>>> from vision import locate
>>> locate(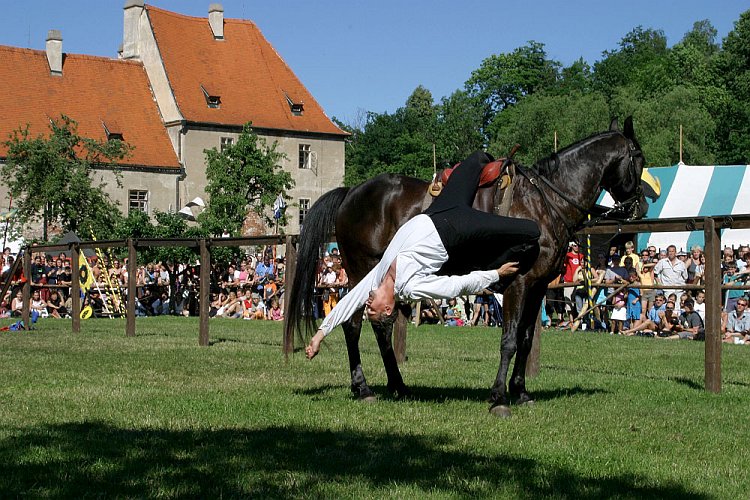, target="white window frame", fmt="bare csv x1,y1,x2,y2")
298,198,311,227
299,144,312,169
128,189,149,215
